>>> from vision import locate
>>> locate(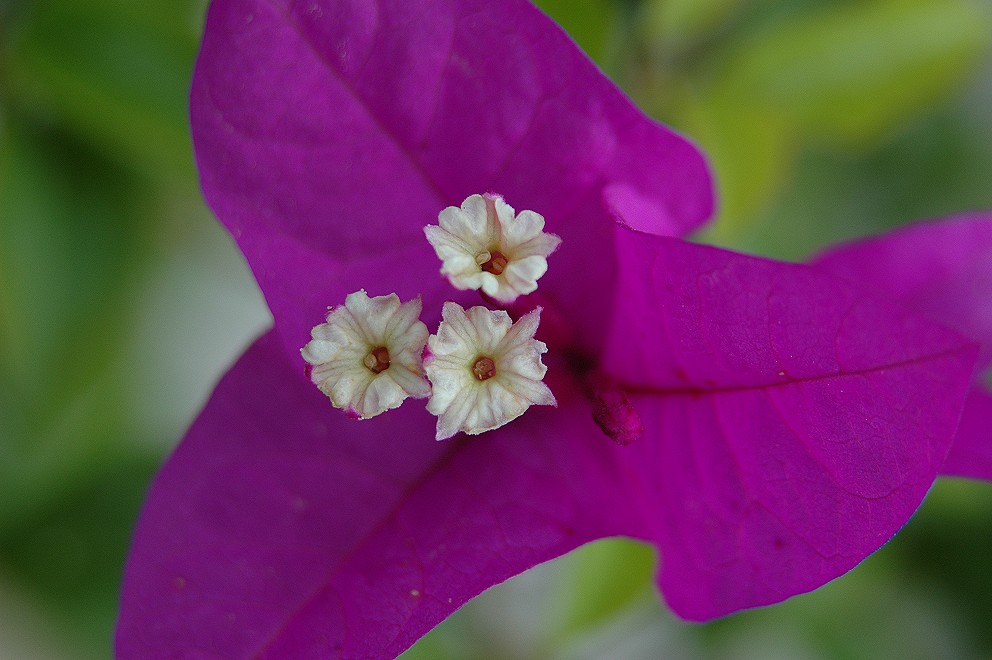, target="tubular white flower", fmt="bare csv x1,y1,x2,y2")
301,290,431,419
424,194,561,303
425,302,556,440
